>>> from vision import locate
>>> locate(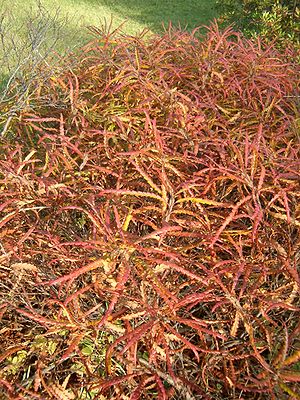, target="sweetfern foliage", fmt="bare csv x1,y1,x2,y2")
0,23,299,399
